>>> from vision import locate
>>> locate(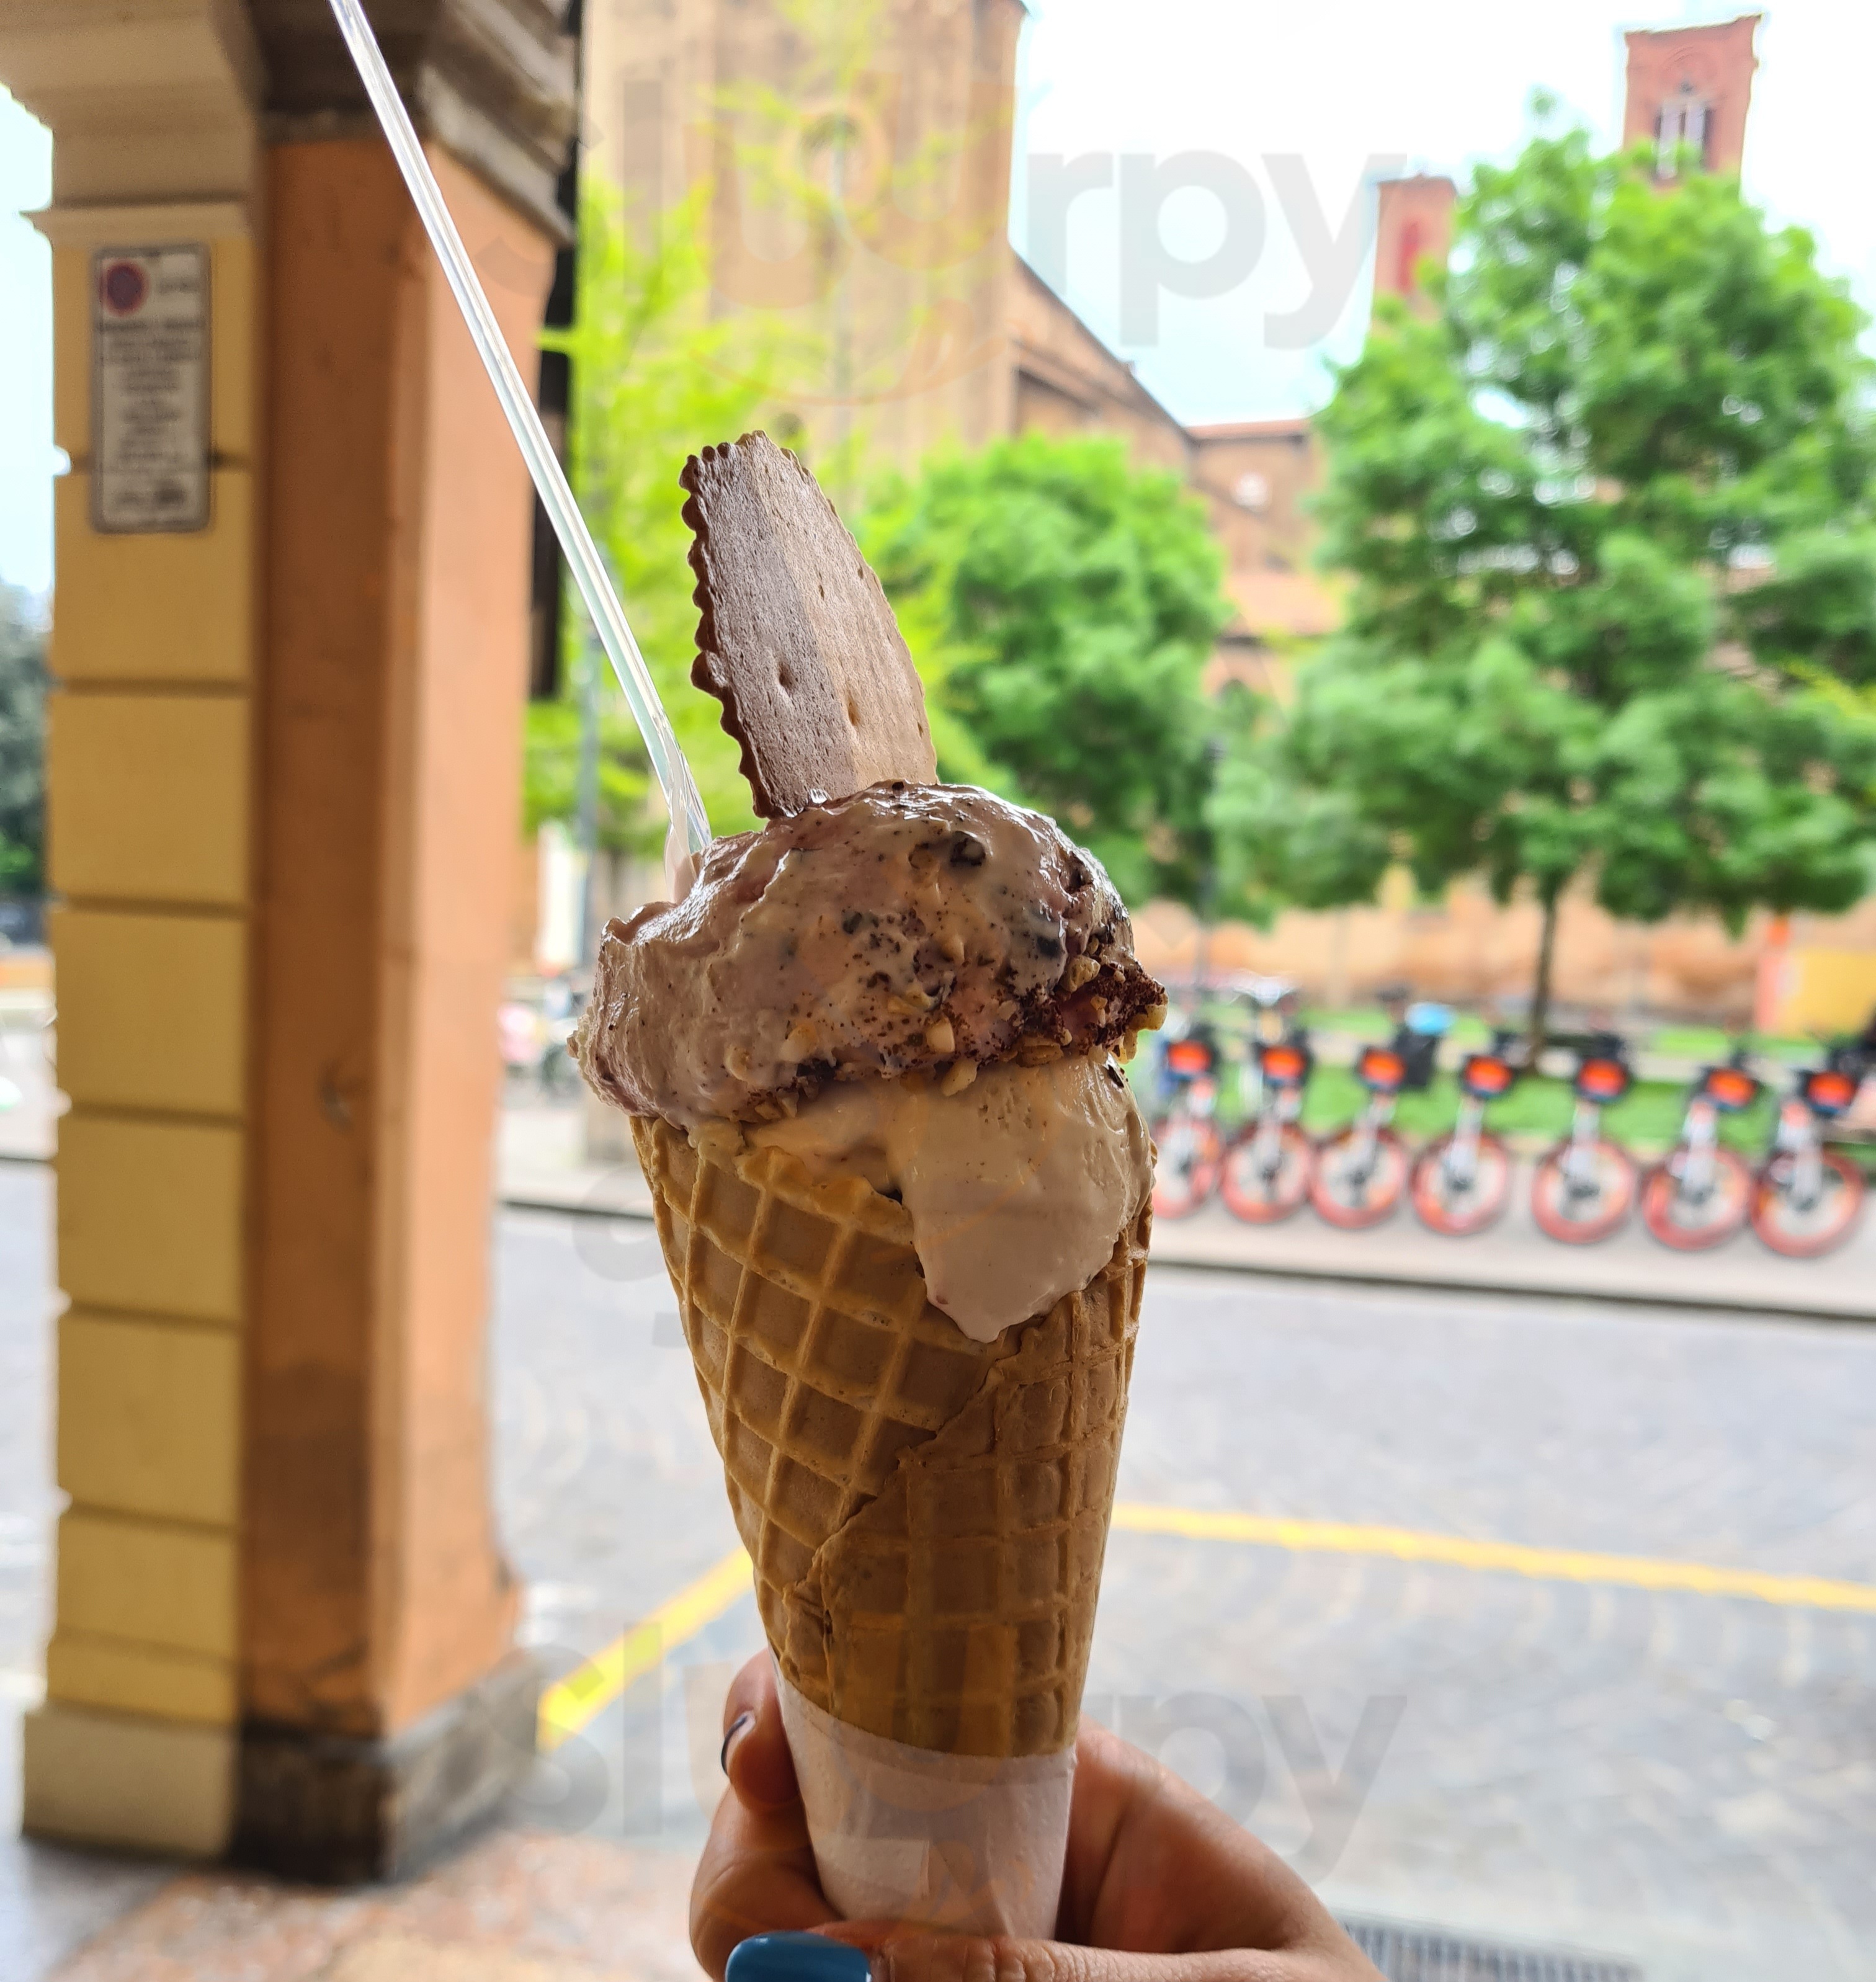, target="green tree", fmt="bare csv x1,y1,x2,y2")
862,433,1231,904
519,688,651,855
1216,117,1876,1044
0,586,46,895
528,188,807,849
